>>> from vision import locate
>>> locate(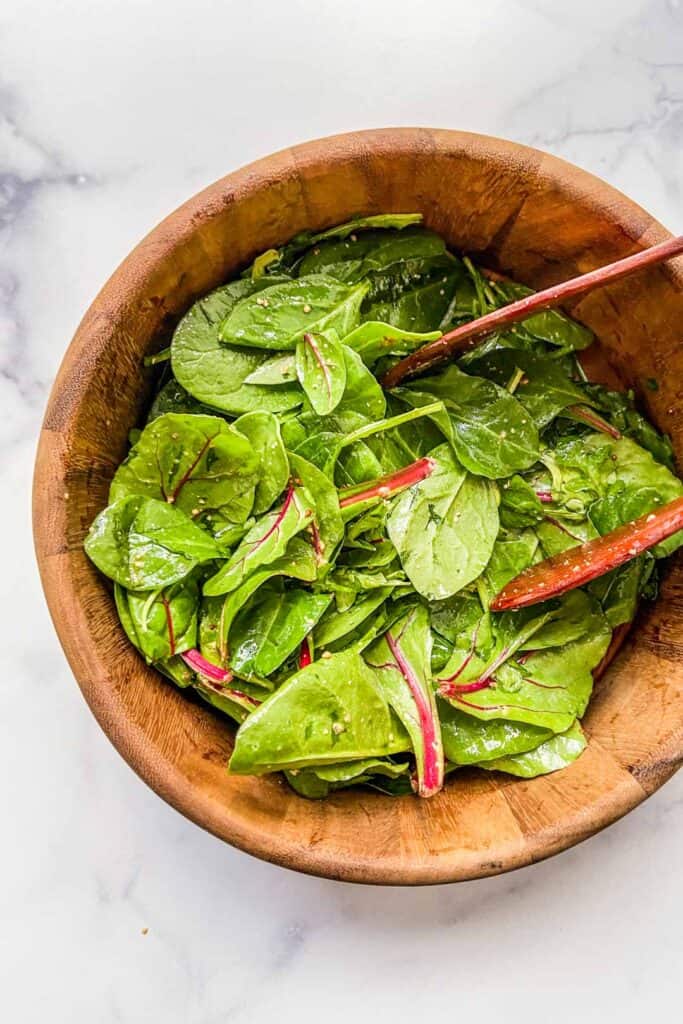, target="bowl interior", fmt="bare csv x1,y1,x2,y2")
34,129,683,883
